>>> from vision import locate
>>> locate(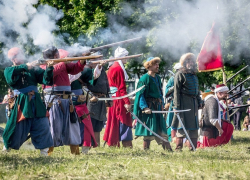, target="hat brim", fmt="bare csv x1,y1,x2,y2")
143,57,161,69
